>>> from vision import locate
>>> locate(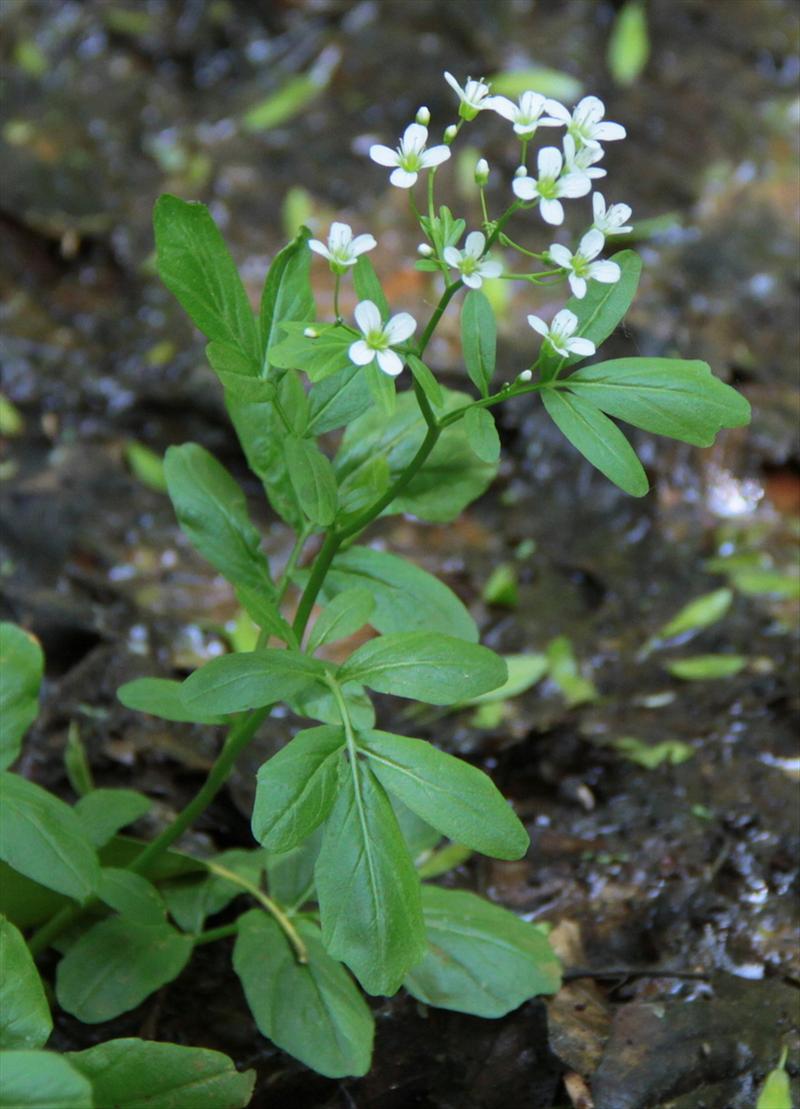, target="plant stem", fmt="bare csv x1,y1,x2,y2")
205,860,308,963
192,922,239,946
